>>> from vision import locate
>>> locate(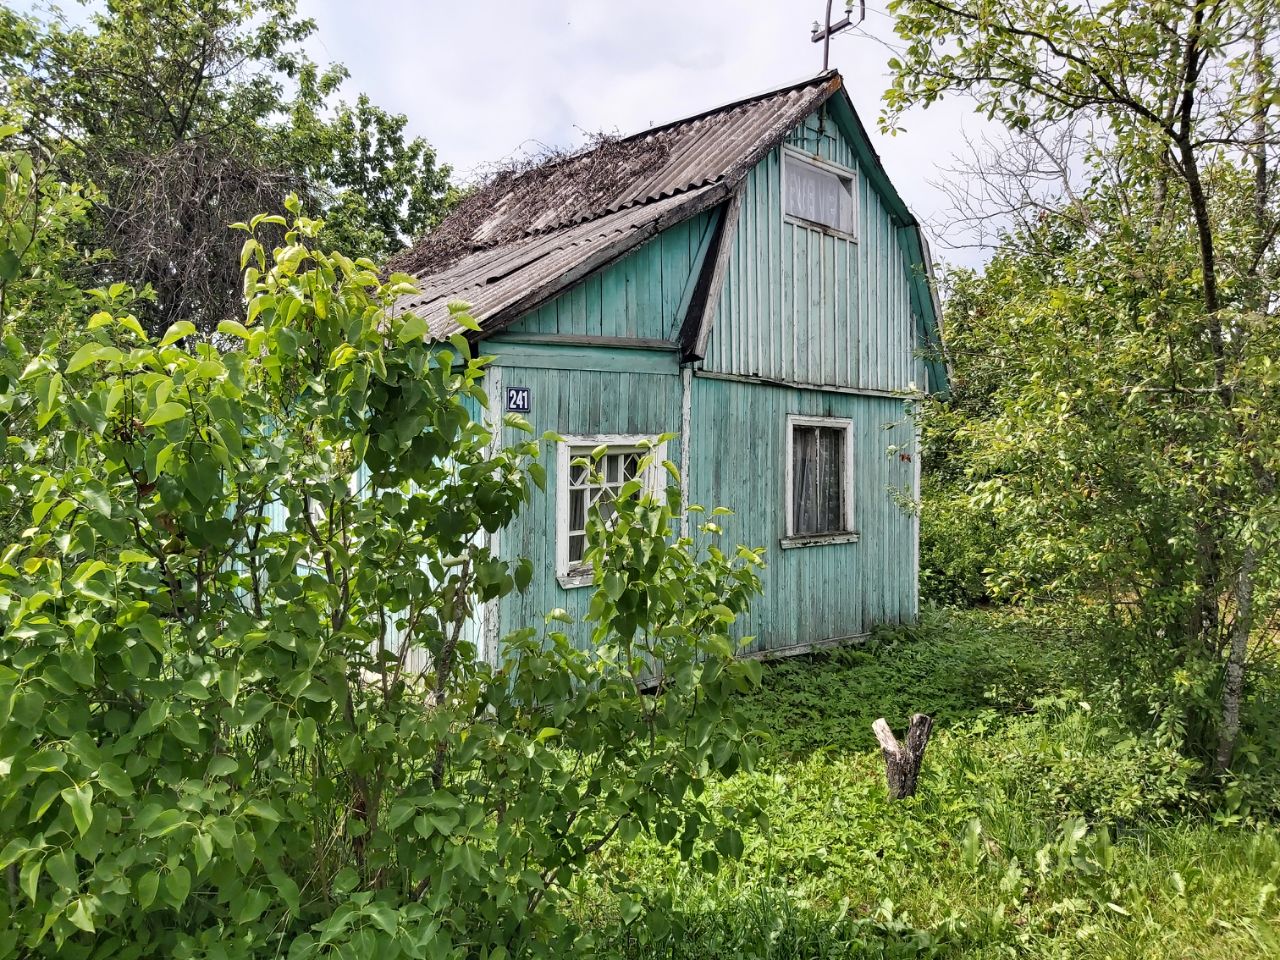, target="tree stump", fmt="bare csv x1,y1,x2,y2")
872,713,933,799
